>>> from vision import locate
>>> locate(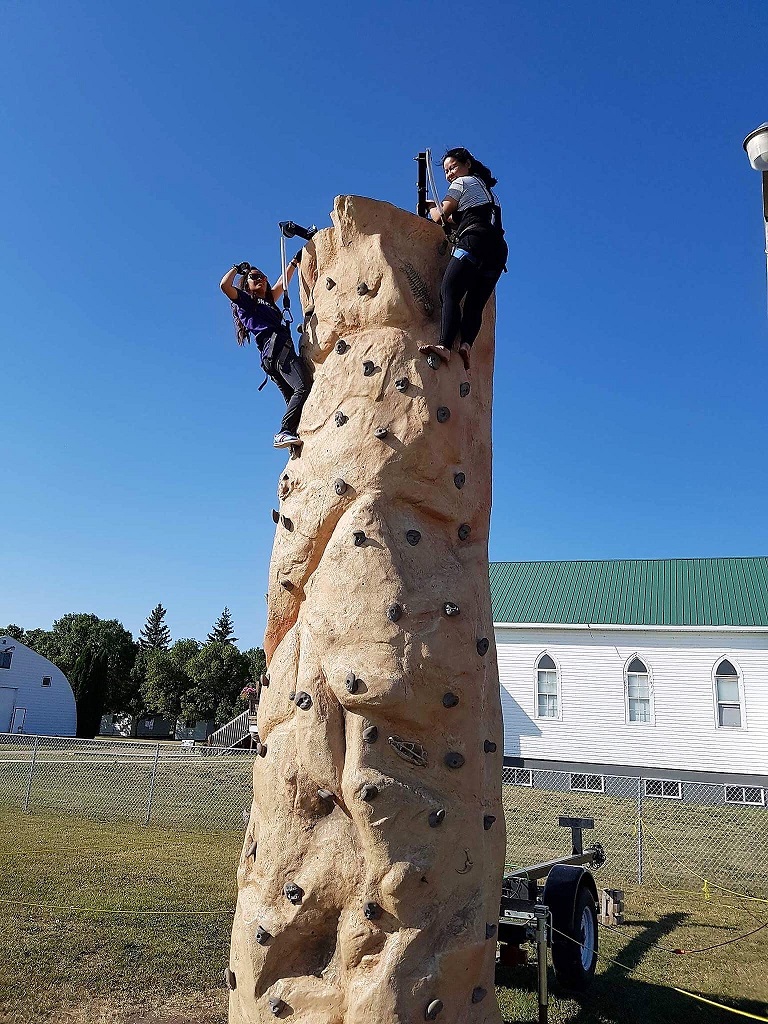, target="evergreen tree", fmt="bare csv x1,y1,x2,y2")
139,603,171,650
1,624,26,642
207,607,238,644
